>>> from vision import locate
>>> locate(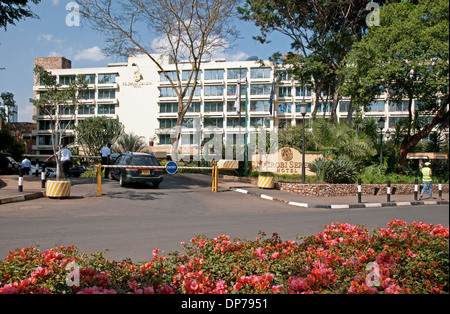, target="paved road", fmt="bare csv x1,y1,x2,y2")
0,175,448,262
